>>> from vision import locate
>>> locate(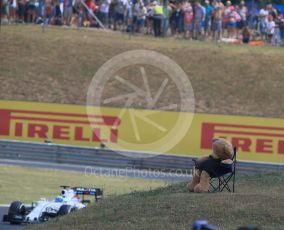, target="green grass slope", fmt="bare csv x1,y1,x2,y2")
29,172,284,230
